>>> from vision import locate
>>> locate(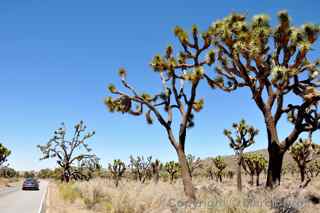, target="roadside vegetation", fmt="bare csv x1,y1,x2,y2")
1,9,320,213
40,10,320,212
